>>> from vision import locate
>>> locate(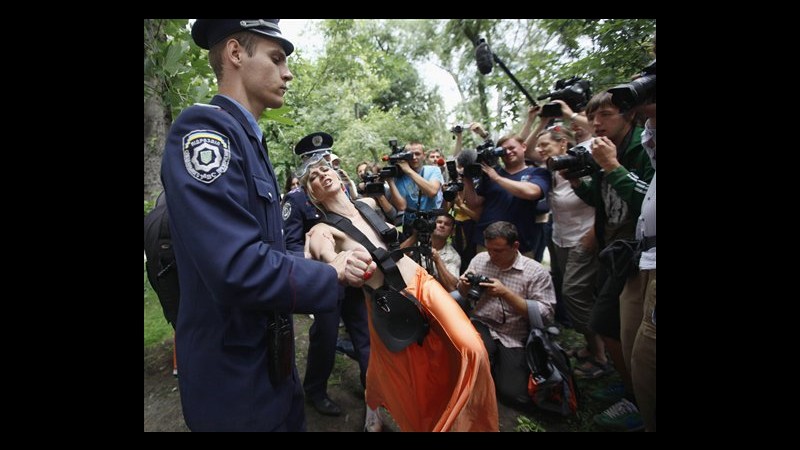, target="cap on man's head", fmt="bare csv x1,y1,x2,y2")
294,132,333,158
191,19,294,55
